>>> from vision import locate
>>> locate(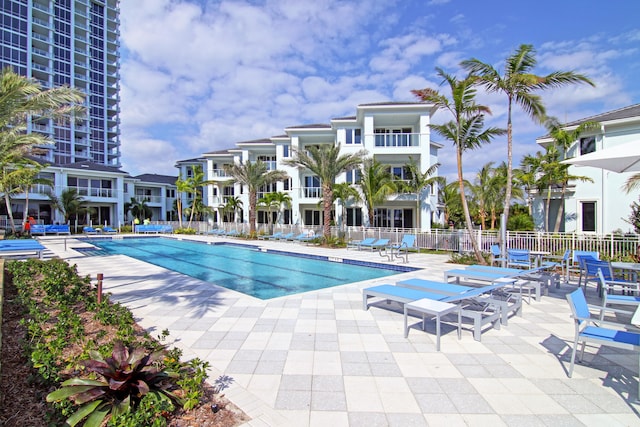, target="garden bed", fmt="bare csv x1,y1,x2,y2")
0,258,249,426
